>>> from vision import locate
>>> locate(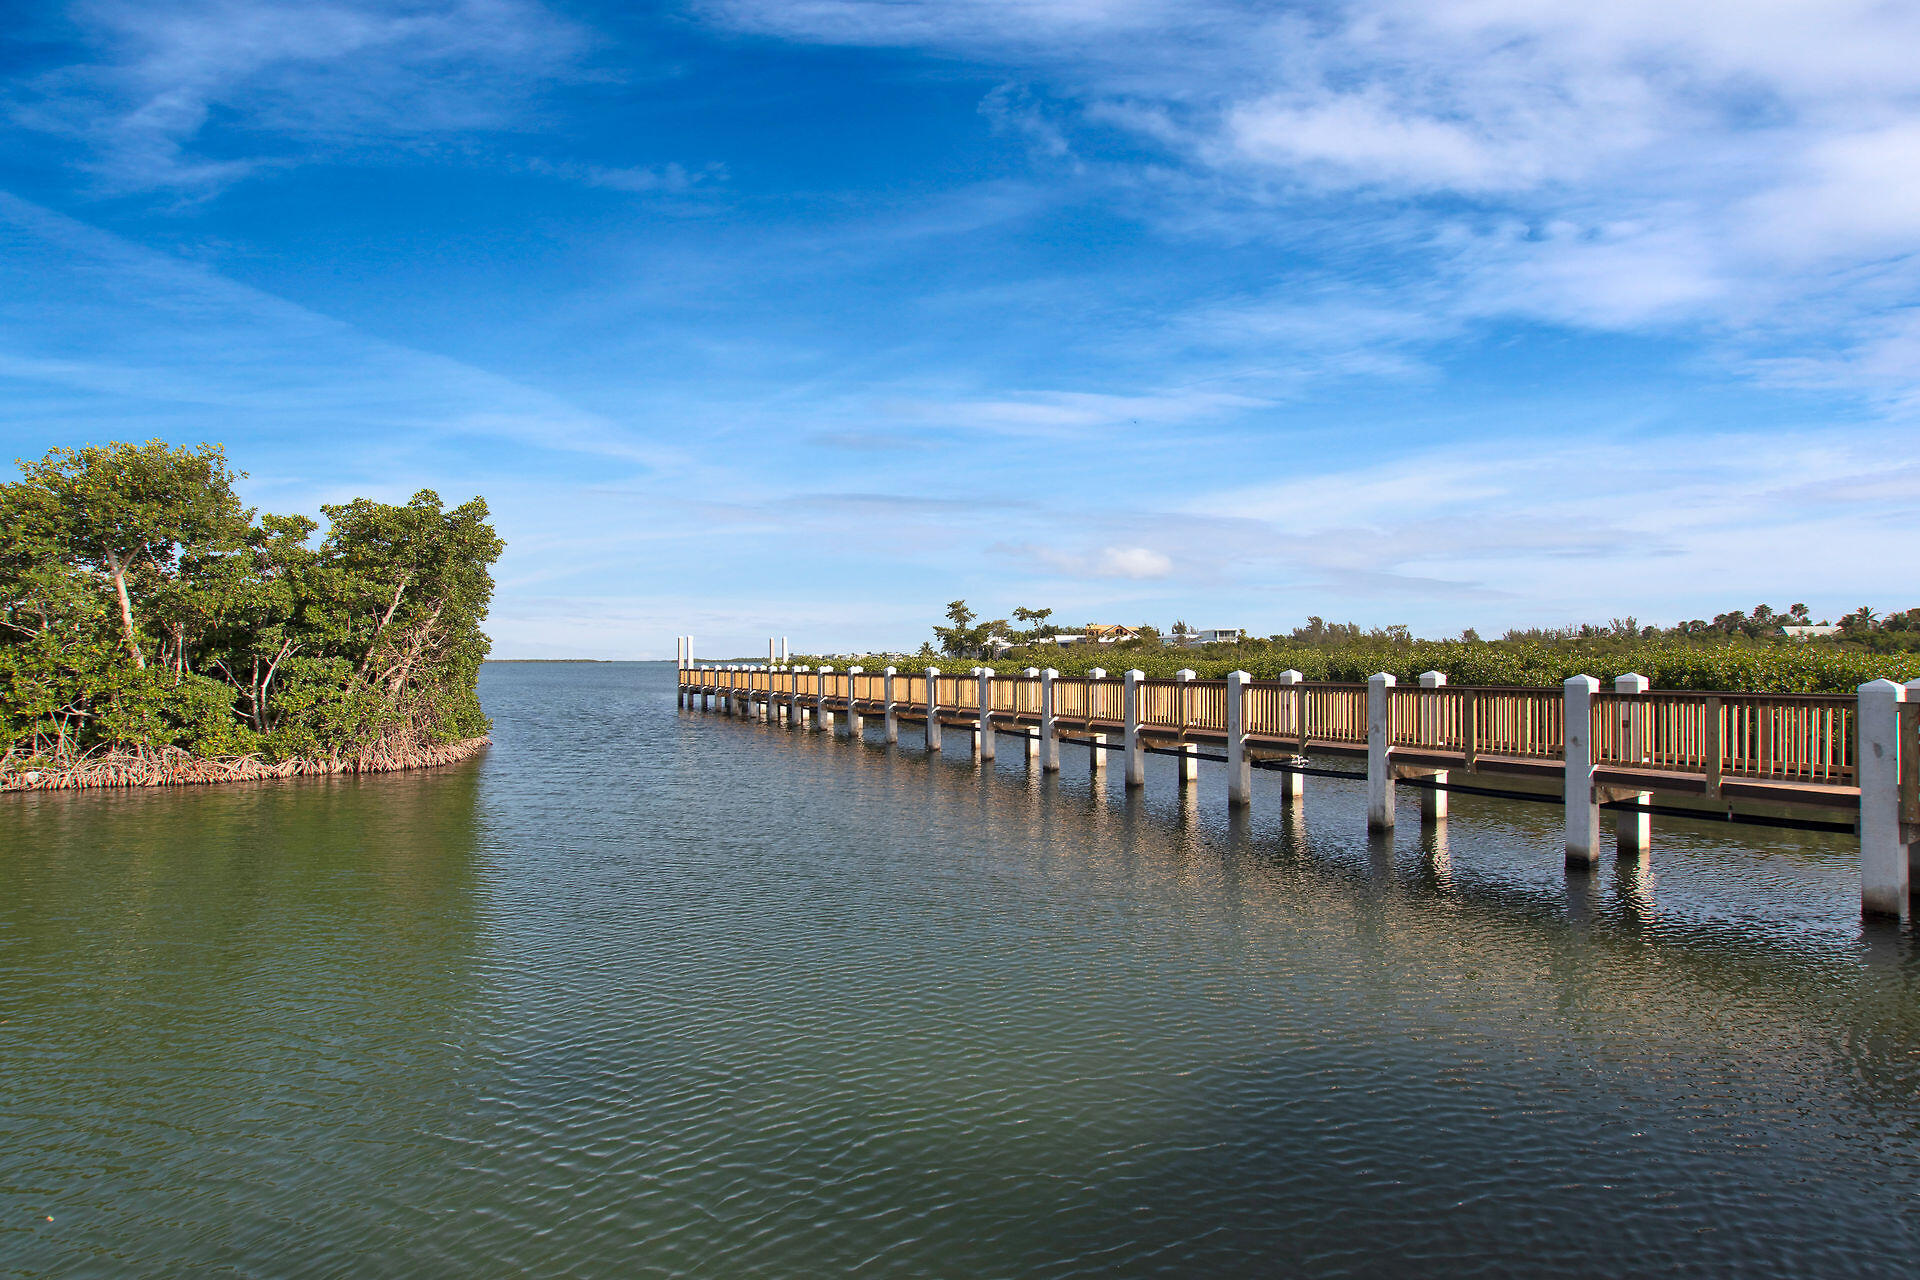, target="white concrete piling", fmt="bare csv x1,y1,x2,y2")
1175,669,1199,783
1563,675,1600,865
1859,678,1907,917
1226,670,1251,808
1040,668,1060,772
1123,669,1145,788
884,667,899,743
843,666,863,737
1087,668,1107,774
1277,669,1305,803
816,665,833,732
1614,673,1652,856
1909,678,1920,888
1366,672,1395,832
975,668,995,760
1419,670,1448,822
1023,669,1041,765
925,666,941,752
